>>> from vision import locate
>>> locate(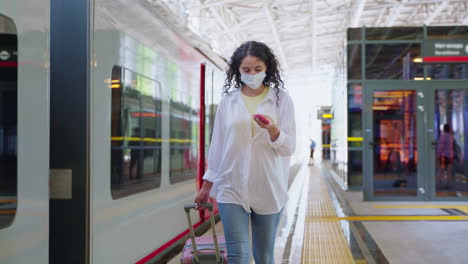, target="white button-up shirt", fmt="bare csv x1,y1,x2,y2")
203,87,296,214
